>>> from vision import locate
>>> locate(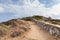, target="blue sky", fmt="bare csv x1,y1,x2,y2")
0,0,60,22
